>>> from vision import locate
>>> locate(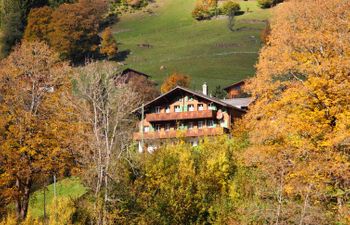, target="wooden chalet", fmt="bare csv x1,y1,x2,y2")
133,84,246,152
223,80,246,98
115,68,151,84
